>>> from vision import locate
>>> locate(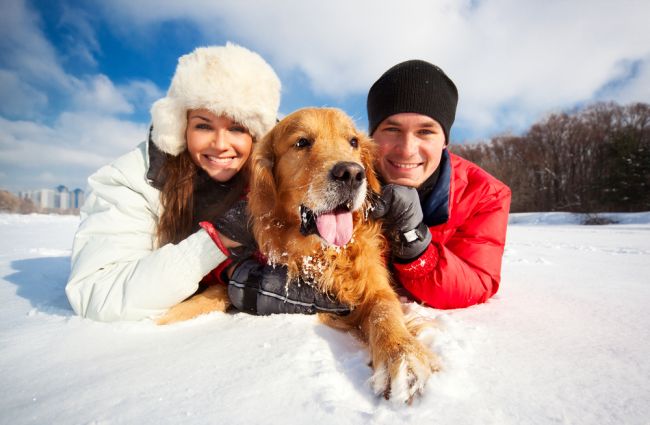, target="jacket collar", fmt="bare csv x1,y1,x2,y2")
146,126,169,190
